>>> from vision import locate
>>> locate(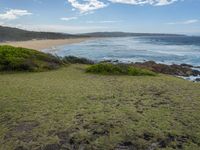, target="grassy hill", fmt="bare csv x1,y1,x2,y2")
0,64,200,150
0,45,62,71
